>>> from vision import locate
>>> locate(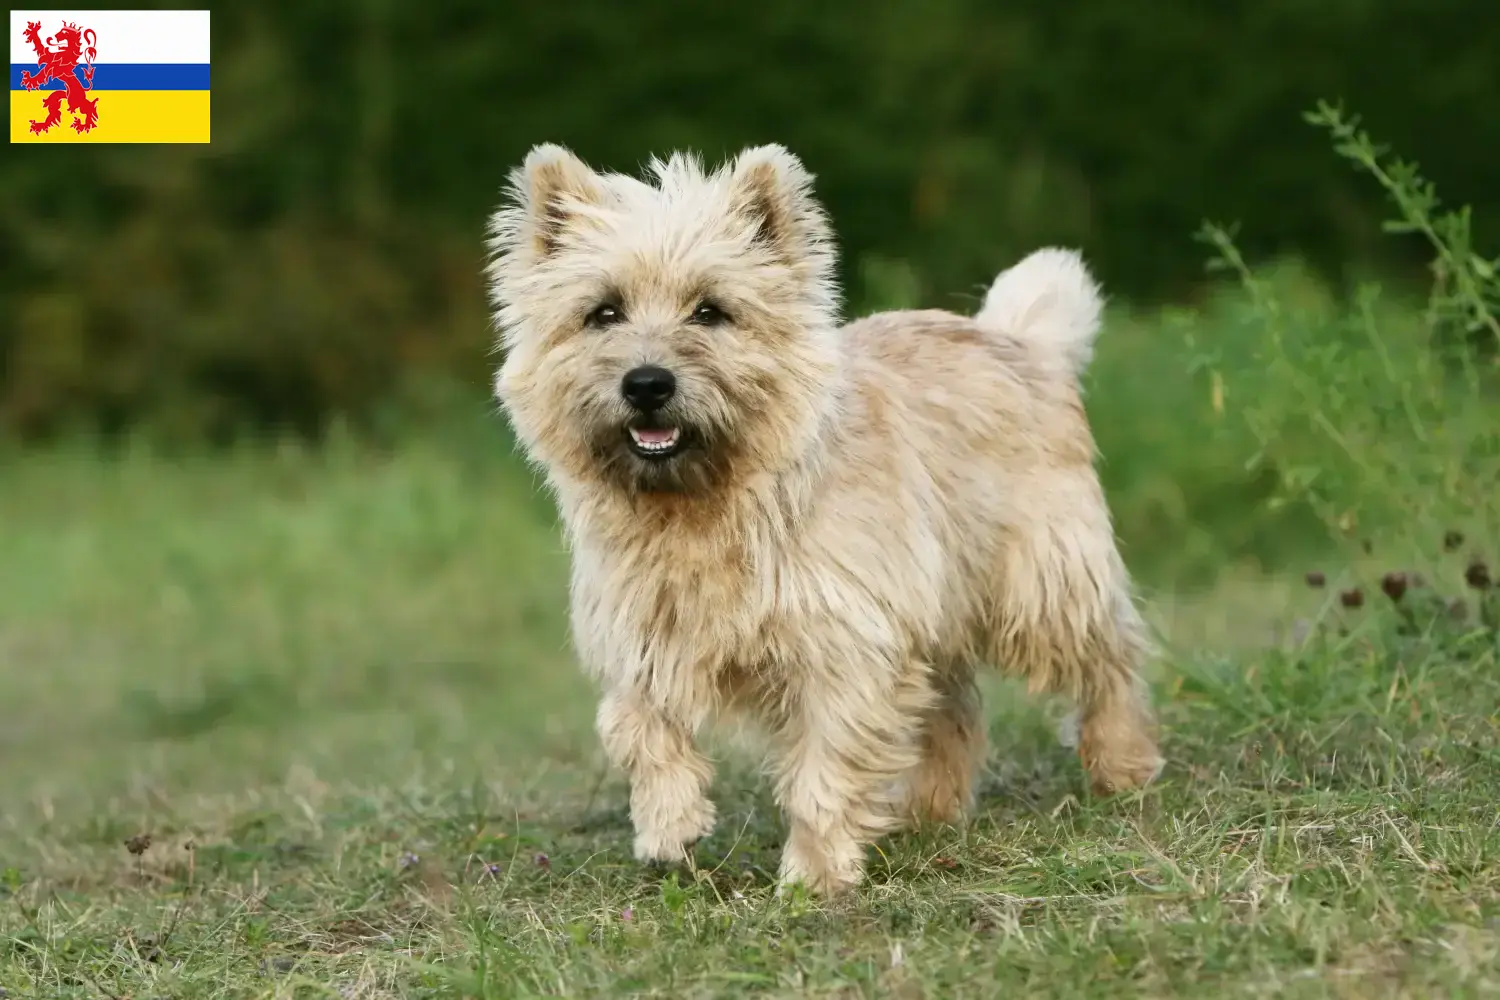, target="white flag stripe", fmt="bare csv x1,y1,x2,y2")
10,10,209,65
